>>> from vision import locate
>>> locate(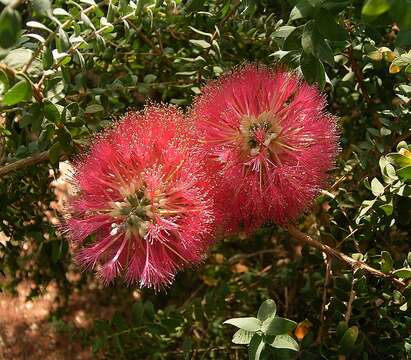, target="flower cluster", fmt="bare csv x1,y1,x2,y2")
191,65,339,230
63,106,215,290
62,65,339,289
